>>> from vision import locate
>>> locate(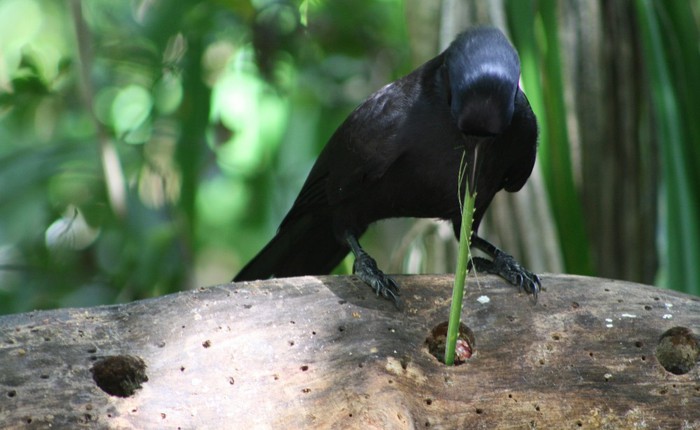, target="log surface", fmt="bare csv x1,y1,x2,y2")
1,274,699,429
